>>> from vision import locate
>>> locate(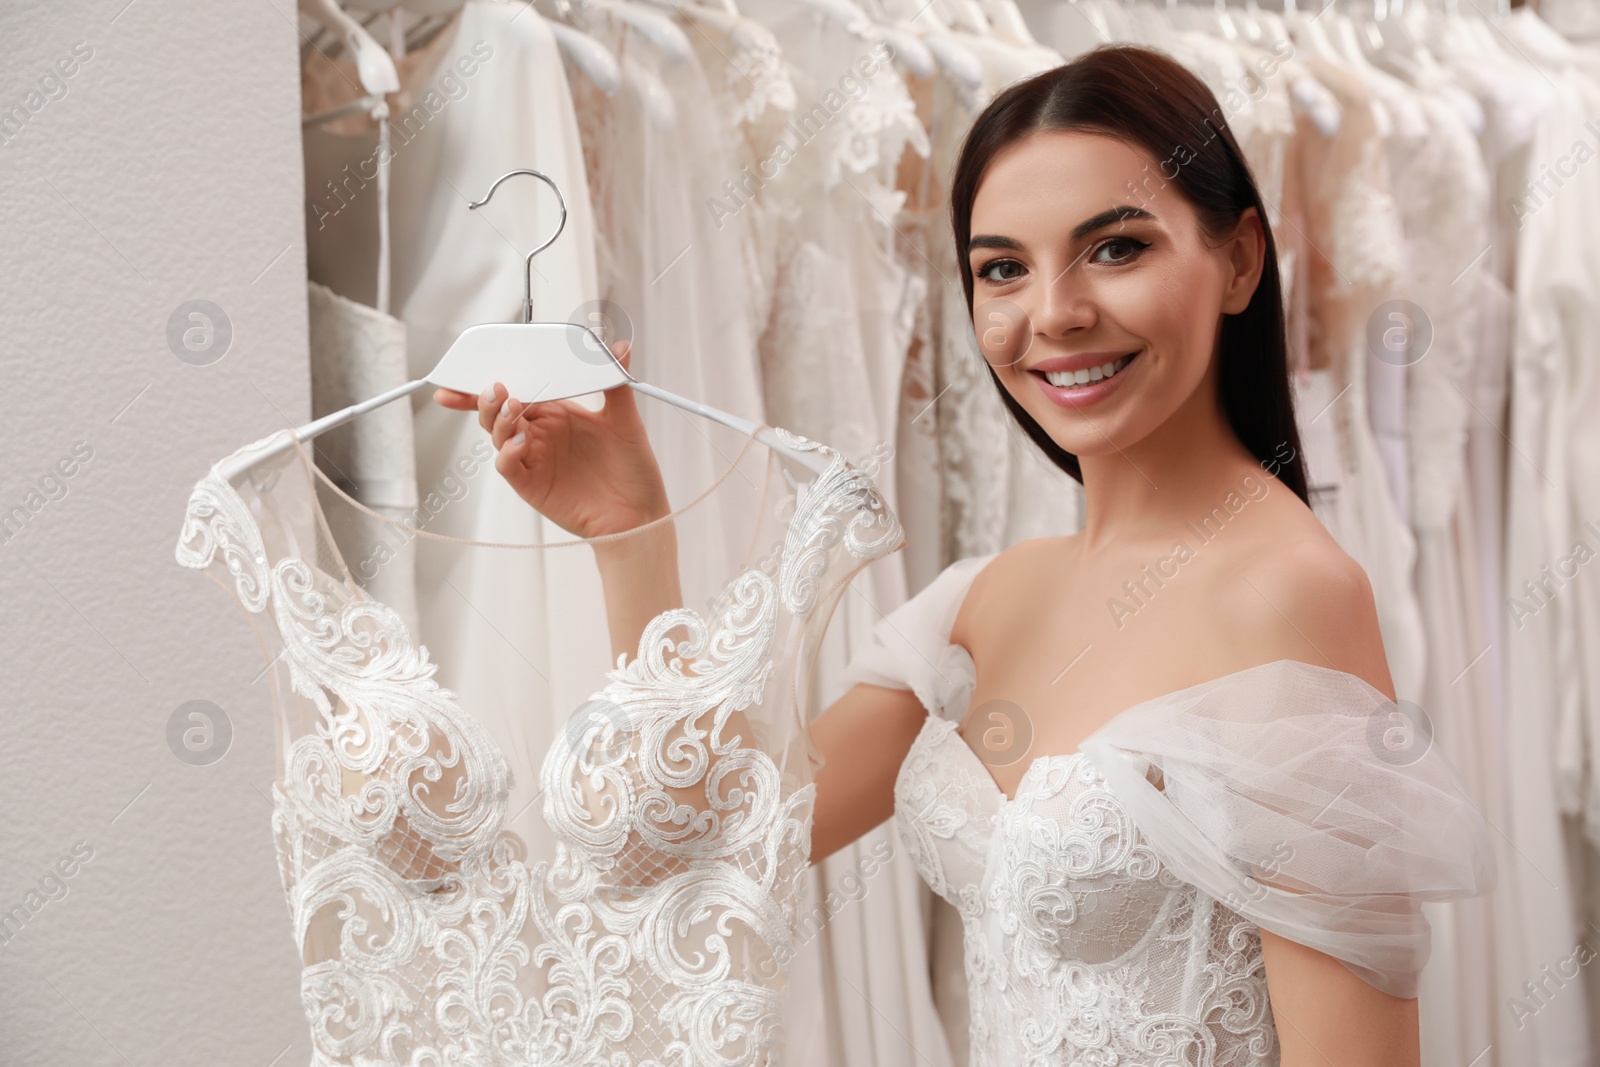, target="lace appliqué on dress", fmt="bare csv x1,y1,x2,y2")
176,429,903,1066
893,717,1276,1066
